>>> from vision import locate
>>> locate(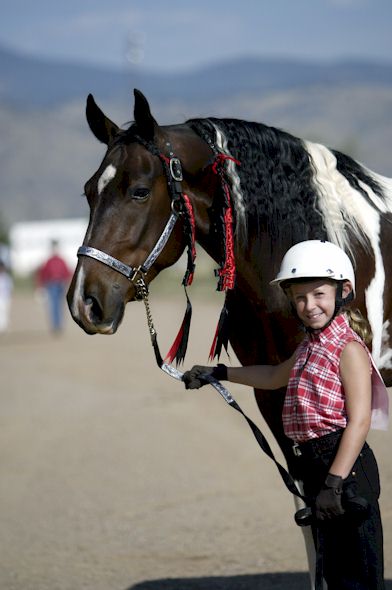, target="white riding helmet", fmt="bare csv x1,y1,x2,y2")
270,240,356,295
